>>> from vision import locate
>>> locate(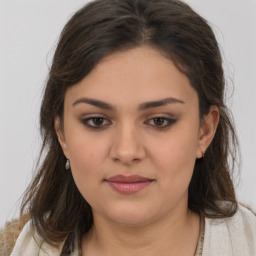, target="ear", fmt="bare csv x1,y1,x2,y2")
54,116,70,159
196,105,219,158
